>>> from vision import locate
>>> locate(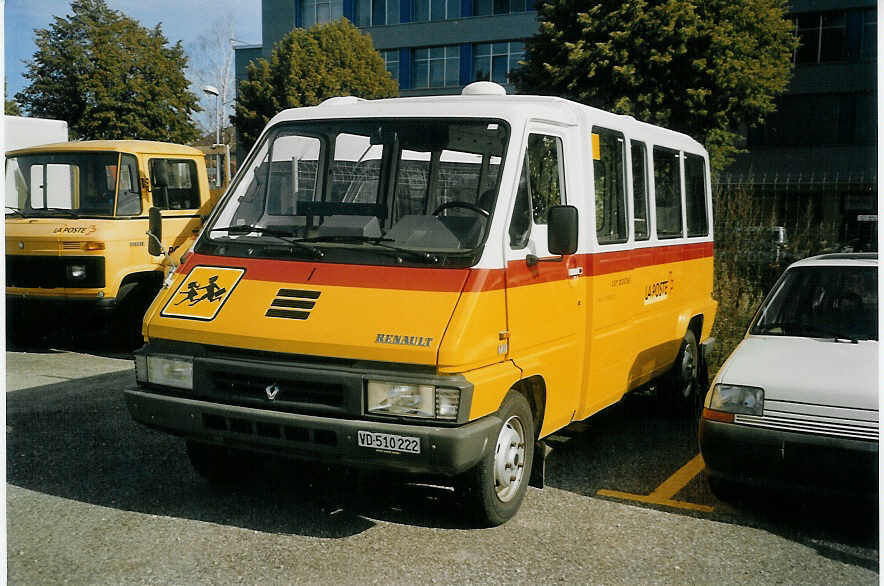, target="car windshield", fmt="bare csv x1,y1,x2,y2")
204,118,509,267
5,152,137,217
751,265,878,341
